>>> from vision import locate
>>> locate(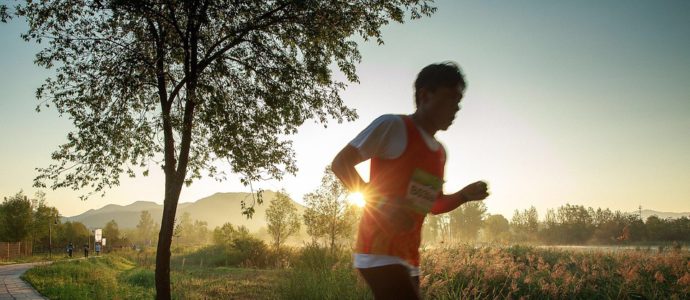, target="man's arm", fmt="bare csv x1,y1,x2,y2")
430,181,490,215
331,144,368,192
